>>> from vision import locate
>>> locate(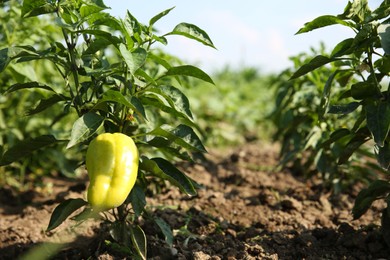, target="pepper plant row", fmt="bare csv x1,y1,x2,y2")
272,0,390,246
